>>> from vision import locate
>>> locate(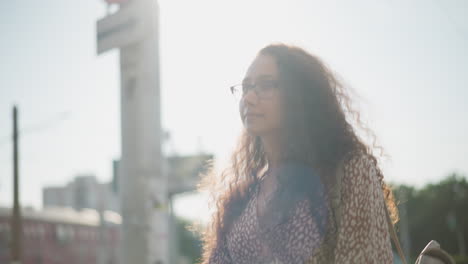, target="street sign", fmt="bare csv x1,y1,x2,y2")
167,154,213,196
105,0,130,4
97,0,146,54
